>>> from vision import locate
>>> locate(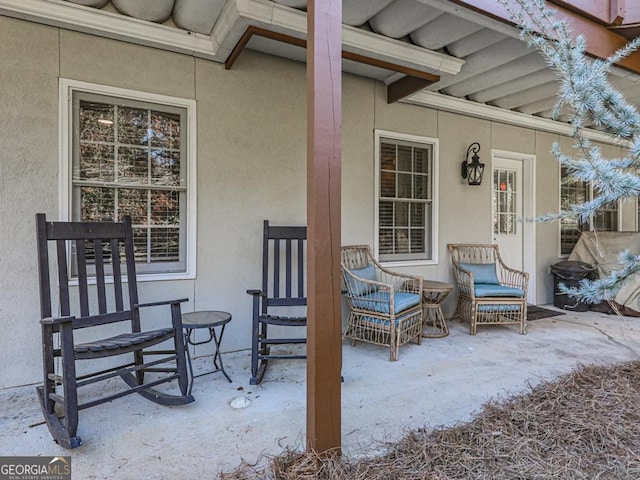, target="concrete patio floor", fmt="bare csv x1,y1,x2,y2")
2,306,640,479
